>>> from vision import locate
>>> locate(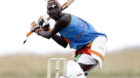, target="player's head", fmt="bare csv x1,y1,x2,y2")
47,0,62,20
